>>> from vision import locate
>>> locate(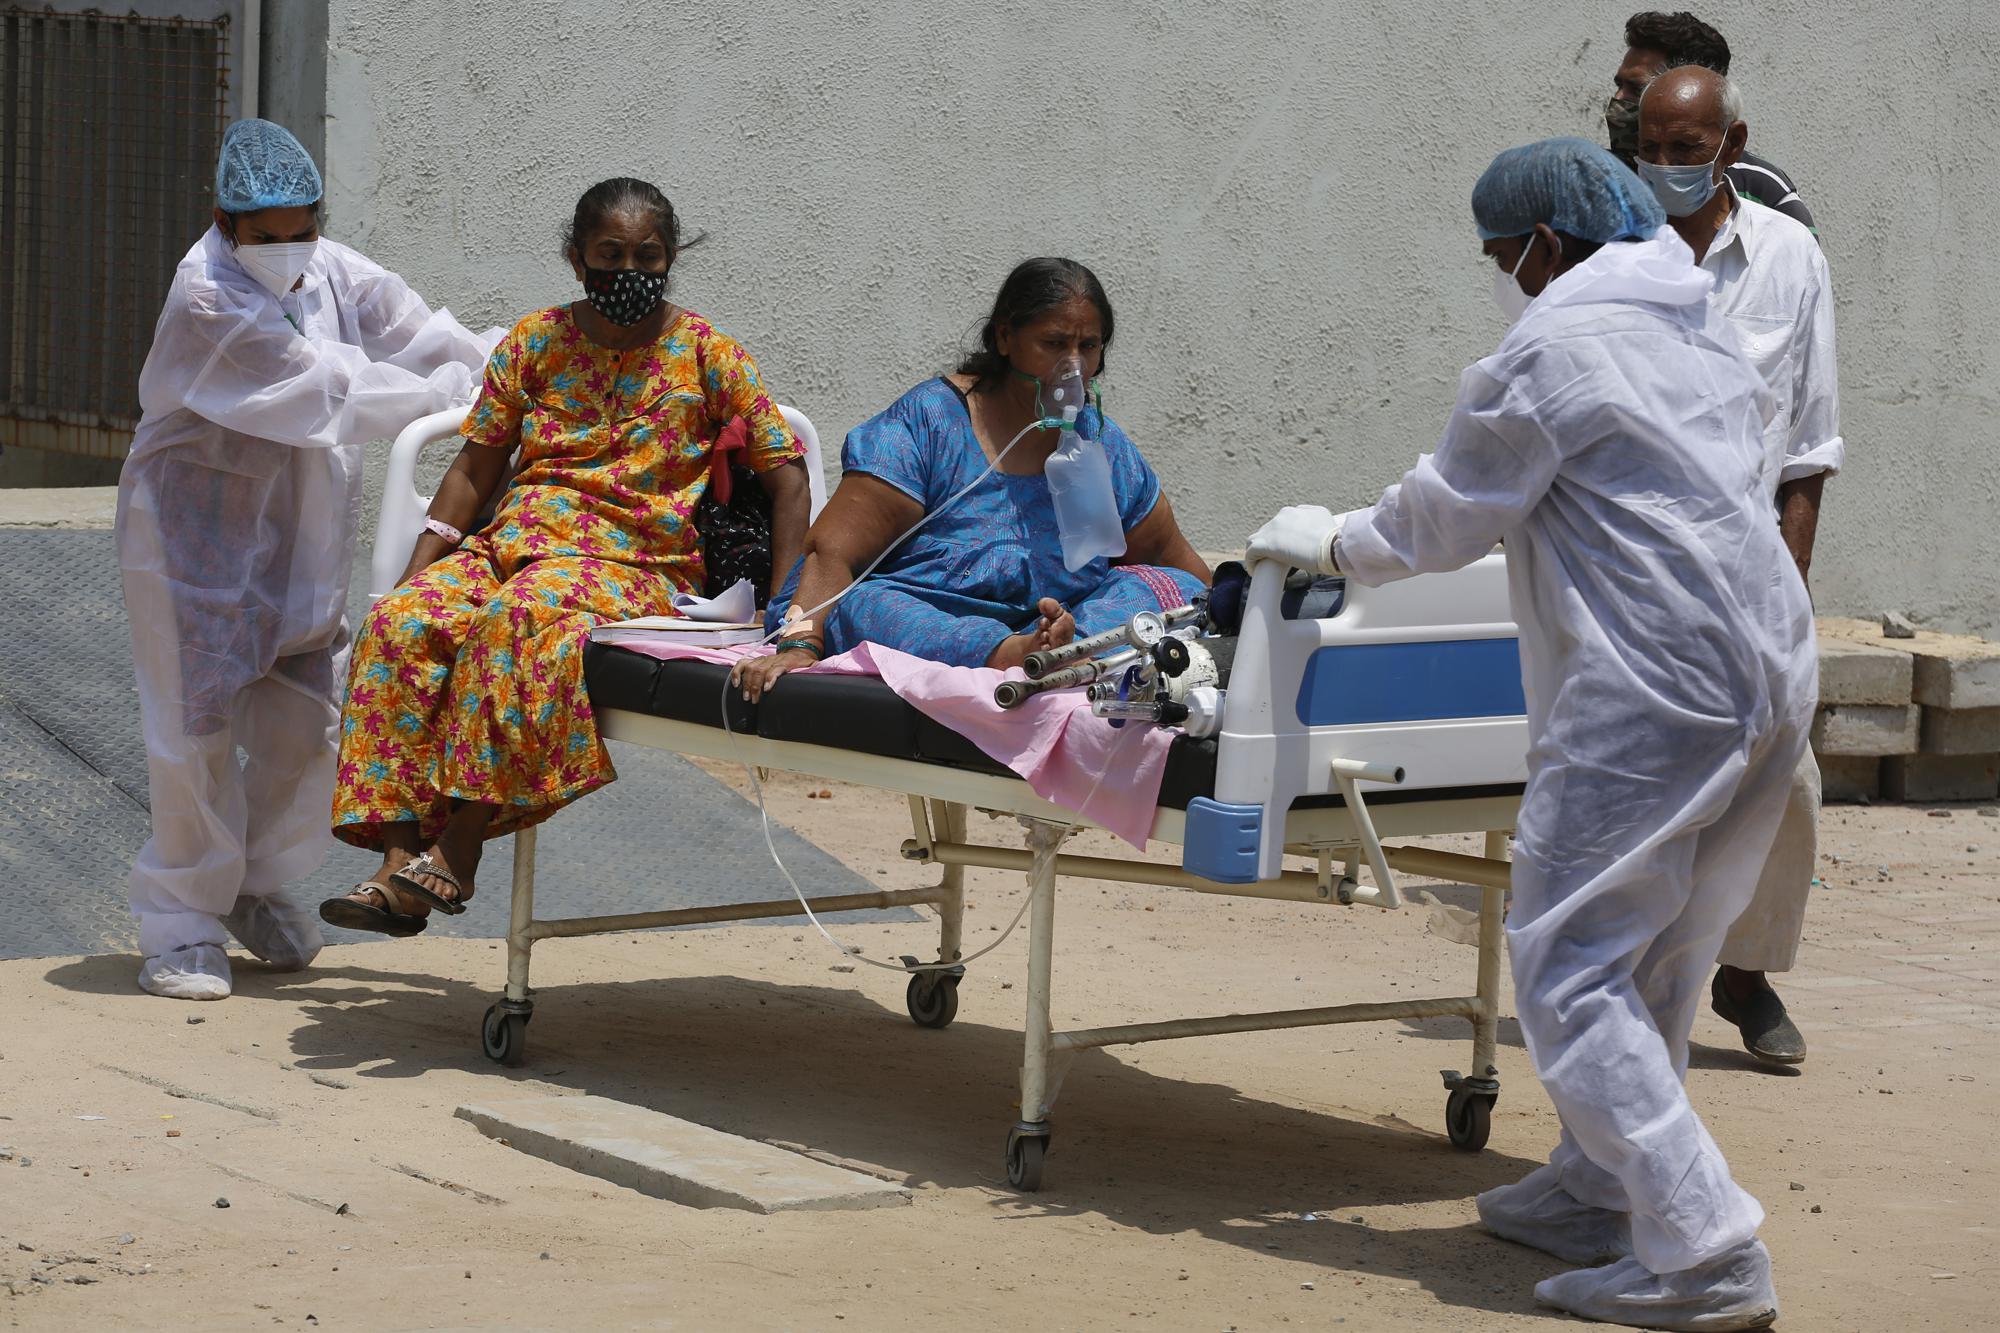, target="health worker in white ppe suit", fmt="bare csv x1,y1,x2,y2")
118,119,495,1000
1247,138,1814,1331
